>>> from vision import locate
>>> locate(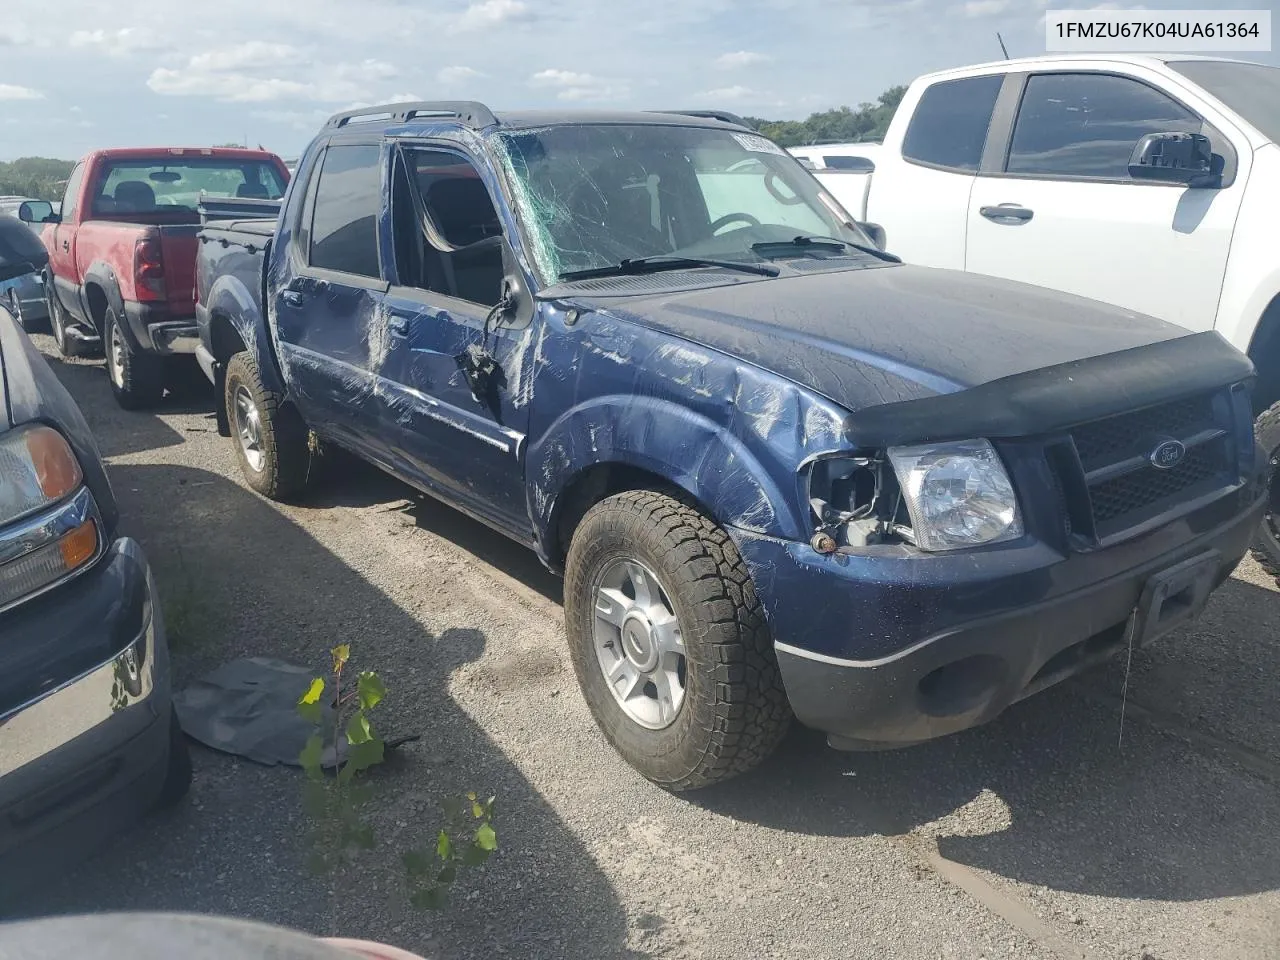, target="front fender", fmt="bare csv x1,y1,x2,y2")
530,394,804,552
